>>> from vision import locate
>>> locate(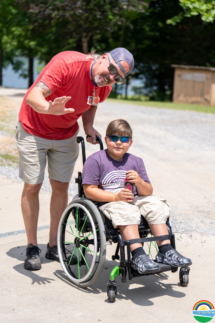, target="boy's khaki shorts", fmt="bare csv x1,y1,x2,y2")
15,121,79,184
99,195,171,228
